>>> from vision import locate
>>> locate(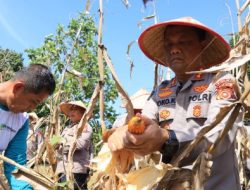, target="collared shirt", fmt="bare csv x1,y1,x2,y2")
56,123,92,174
142,72,242,190
0,104,33,189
